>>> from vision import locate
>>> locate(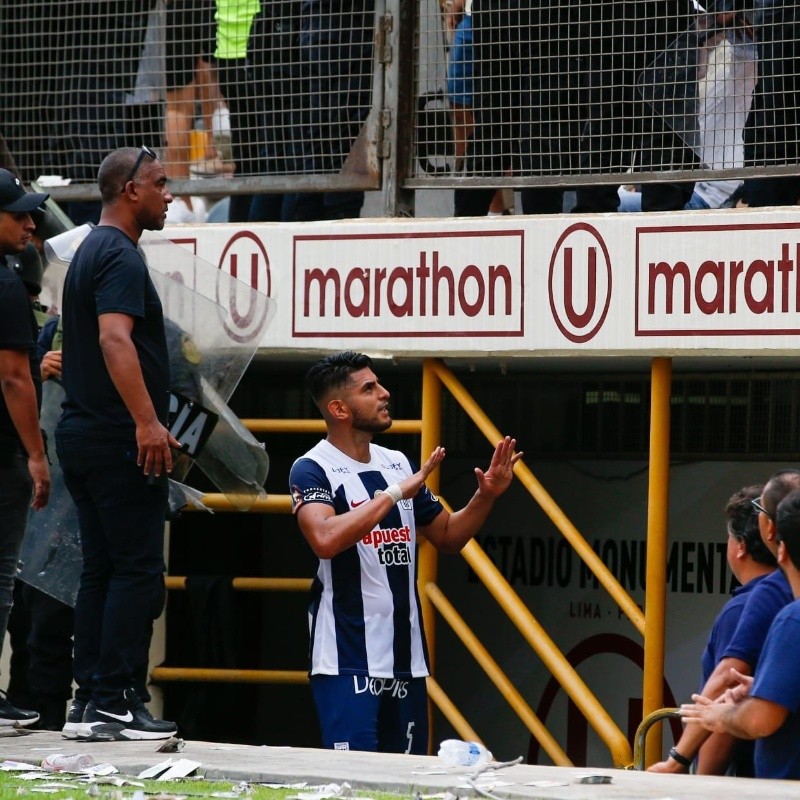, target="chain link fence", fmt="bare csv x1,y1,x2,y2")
0,1,798,210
